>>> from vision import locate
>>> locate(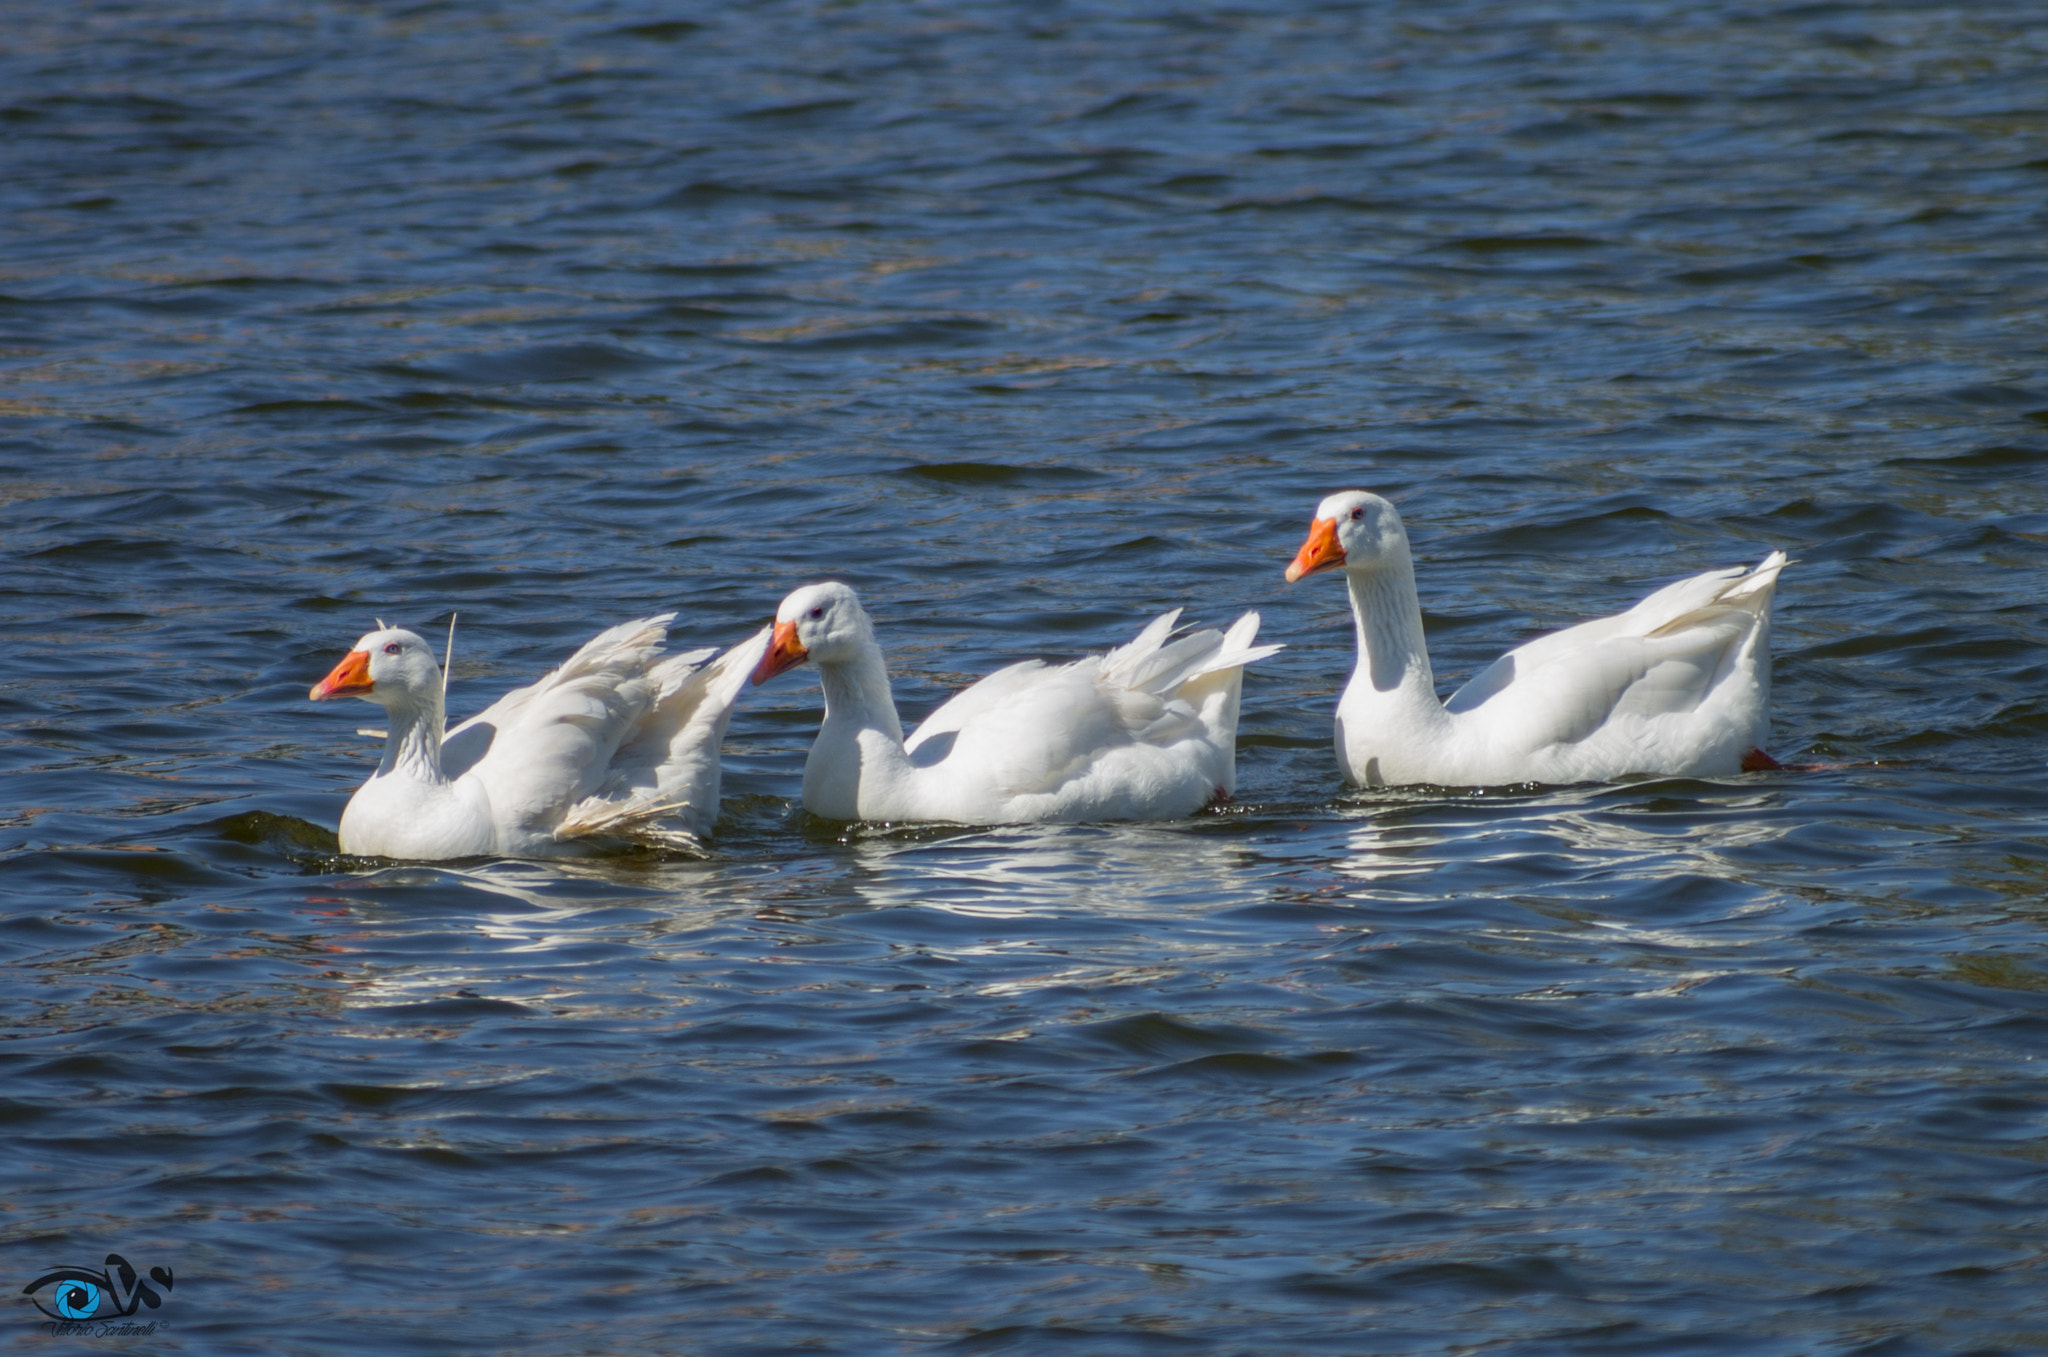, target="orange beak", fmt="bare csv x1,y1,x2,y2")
310,649,374,701
1285,517,1346,582
751,621,809,685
